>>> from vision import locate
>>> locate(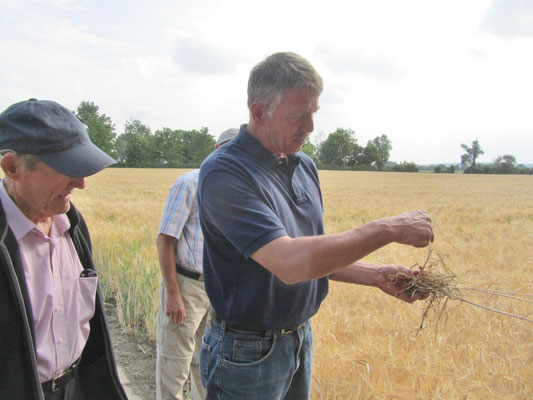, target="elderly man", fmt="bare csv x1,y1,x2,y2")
197,52,434,399
156,128,238,400
0,99,127,400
